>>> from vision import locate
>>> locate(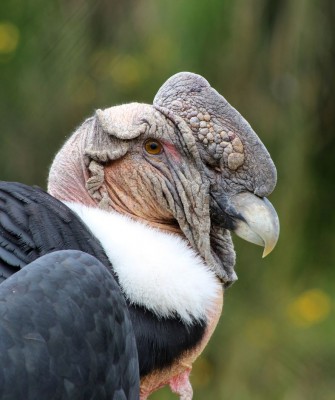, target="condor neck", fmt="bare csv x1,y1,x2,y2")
104,202,182,236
